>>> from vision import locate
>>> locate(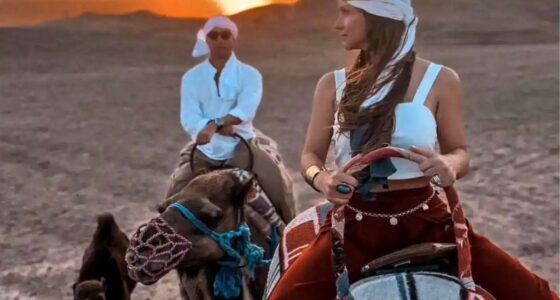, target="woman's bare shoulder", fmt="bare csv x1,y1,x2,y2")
316,71,336,92
436,66,462,100
439,66,461,87
422,58,461,86
416,58,462,96
314,71,337,105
